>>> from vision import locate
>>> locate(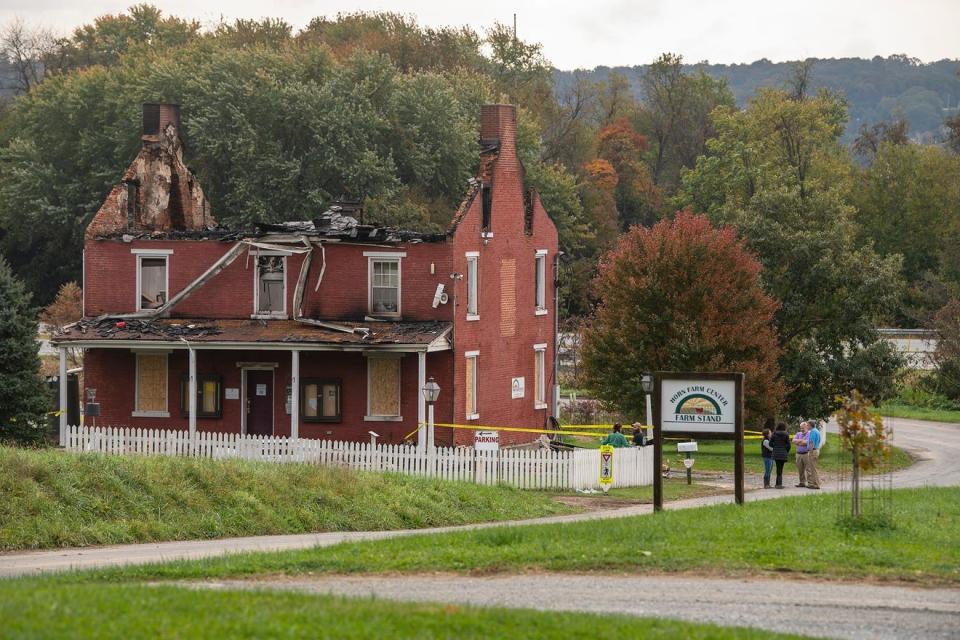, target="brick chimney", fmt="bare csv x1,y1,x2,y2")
480,104,517,161
142,103,181,146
